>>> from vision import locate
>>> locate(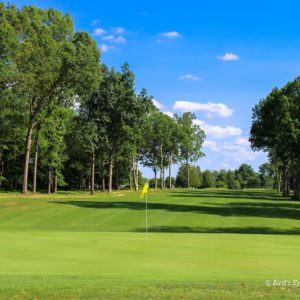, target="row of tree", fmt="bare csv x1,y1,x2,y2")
0,4,206,194
173,163,274,189
250,77,300,199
